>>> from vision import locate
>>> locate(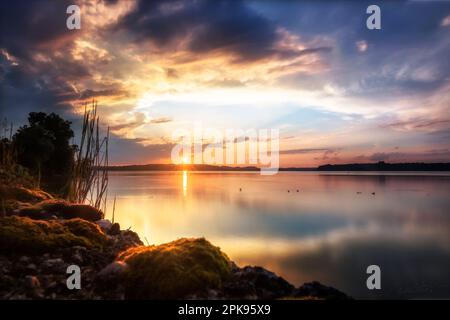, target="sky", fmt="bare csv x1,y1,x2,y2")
1,0,450,167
